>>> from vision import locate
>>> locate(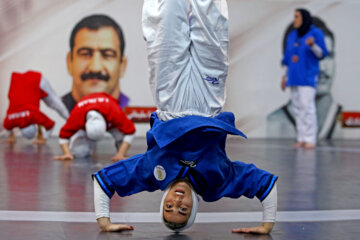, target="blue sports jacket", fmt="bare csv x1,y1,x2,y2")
94,112,277,202
282,25,328,87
